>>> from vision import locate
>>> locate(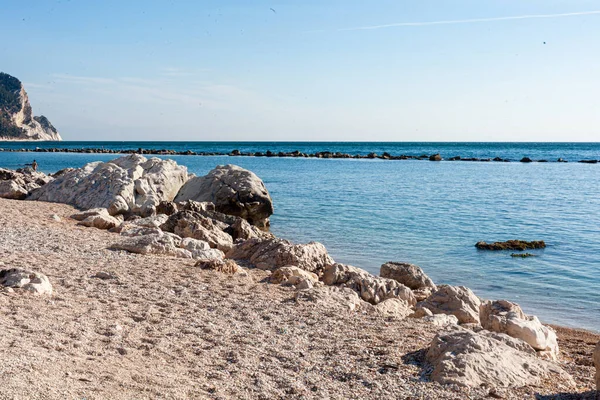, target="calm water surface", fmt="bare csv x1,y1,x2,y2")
1,143,599,331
